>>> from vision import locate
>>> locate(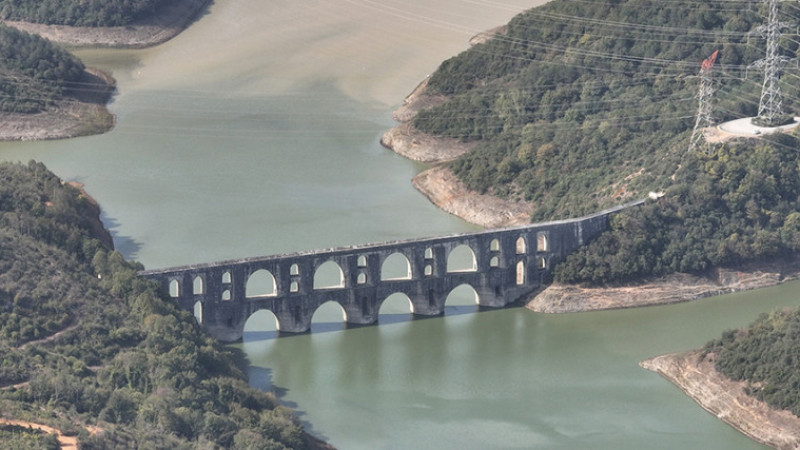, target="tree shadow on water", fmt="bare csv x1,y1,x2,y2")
247,365,332,445
100,213,142,260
